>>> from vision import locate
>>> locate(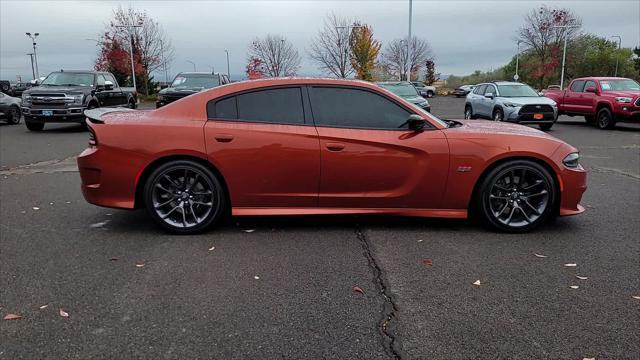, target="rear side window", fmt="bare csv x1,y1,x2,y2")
570,80,586,92
208,87,304,124
309,87,411,129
